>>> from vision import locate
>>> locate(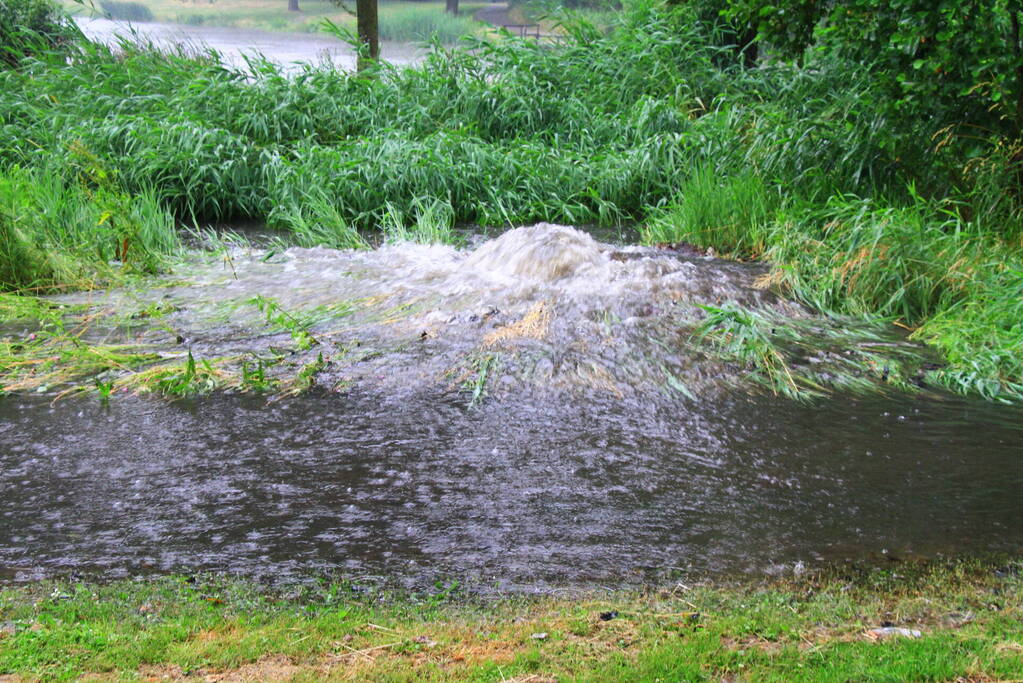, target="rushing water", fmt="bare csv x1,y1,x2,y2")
2,225,1022,590
74,17,424,72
